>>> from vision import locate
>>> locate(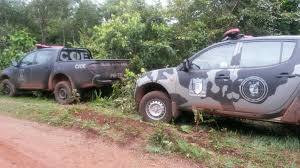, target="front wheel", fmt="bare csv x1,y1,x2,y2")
0,79,17,97
54,81,75,104
139,91,172,122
